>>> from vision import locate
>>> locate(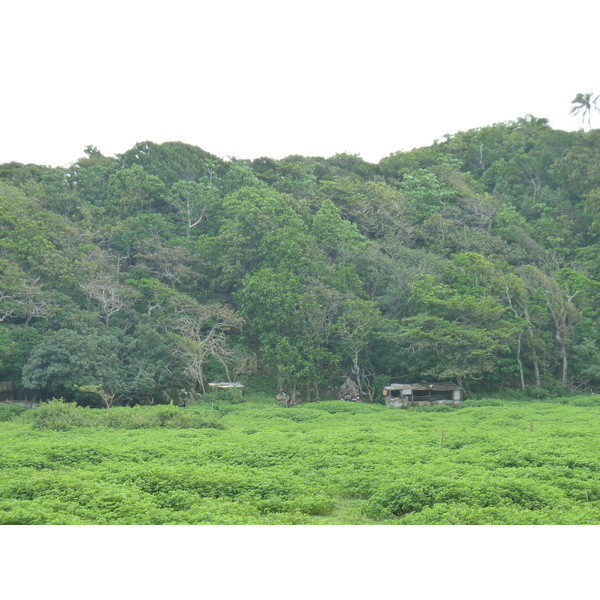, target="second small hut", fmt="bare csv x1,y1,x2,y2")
383,382,464,408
